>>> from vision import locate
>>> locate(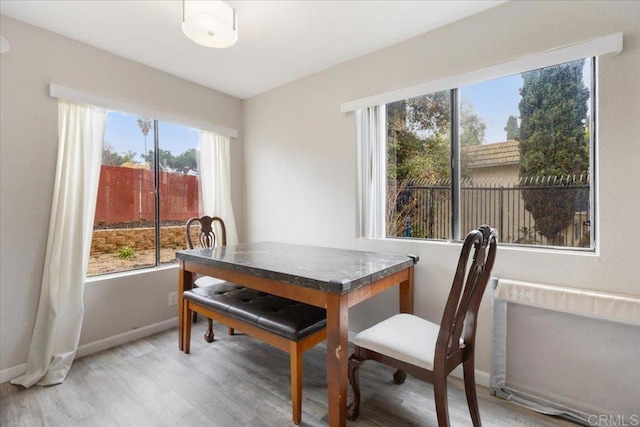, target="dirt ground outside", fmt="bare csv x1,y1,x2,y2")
88,248,179,276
